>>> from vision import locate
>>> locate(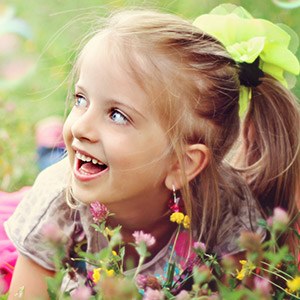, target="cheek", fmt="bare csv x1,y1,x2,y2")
111,138,169,172
62,114,74,146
